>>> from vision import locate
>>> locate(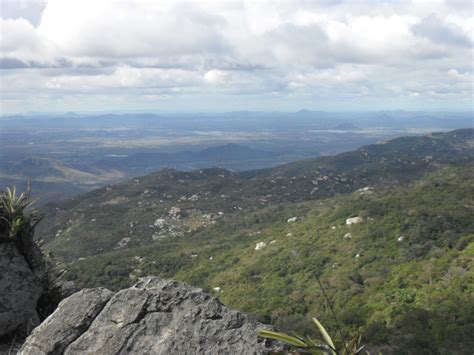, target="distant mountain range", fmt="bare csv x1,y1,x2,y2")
2,111,472,130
